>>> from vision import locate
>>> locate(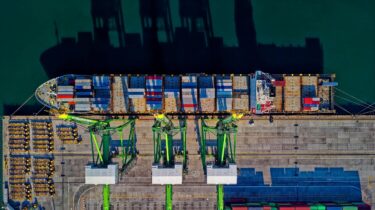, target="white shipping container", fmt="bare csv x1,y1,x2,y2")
182,98,198,104
181,88,197,93
57,98,74,102
57,91,74,94
164,92,180,98
75,85,92,89
128,94,145,99
181,76,197,83
57,86,74,91
128,88,145,92
75,79,92,83
74,98,91,102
